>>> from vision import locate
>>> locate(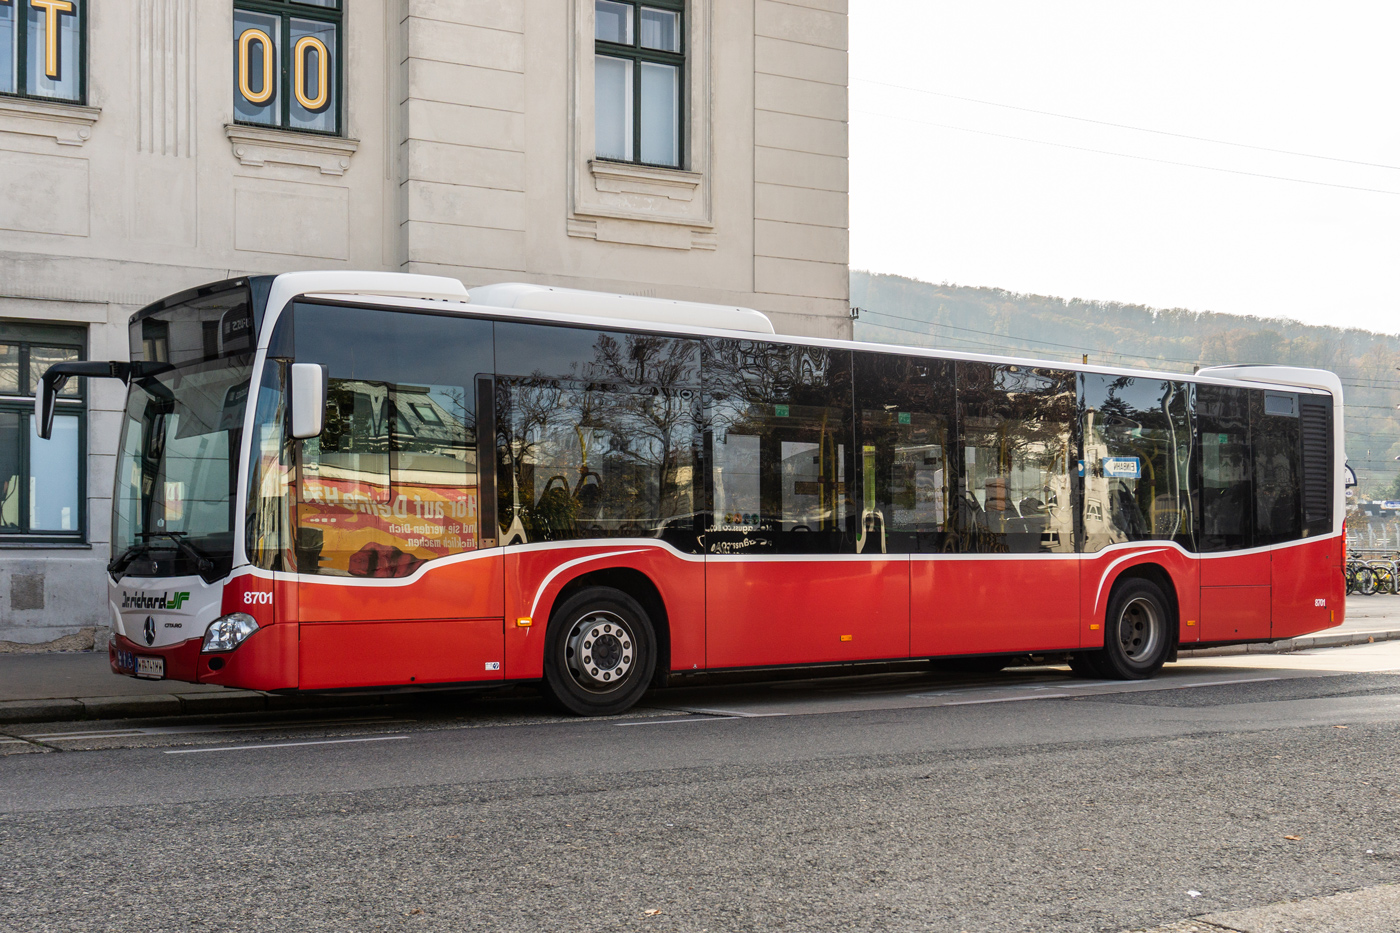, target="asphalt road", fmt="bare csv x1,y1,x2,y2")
4,646,1400,933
